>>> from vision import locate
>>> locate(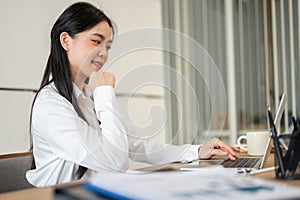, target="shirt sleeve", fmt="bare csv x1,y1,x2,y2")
32,86,129,172
98,90,201,165
127,124,201,165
